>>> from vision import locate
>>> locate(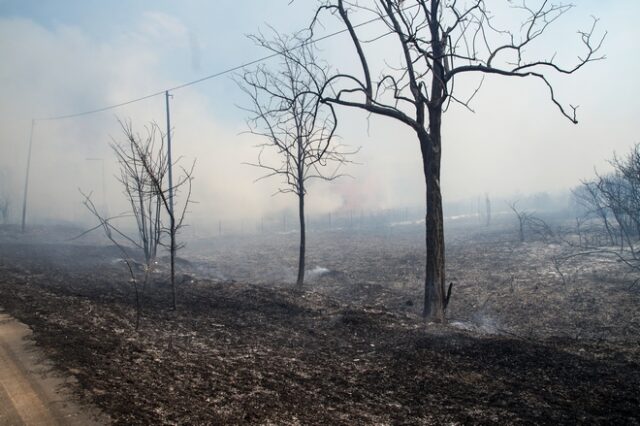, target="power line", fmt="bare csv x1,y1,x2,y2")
37,12,391,122
38,91,165,121
22,6,415,232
